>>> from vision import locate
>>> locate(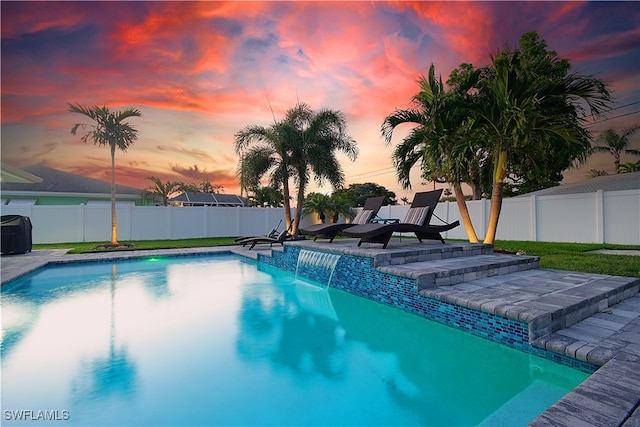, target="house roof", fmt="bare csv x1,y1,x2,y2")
1,163,43,183
0,164,142,195
170,192,245,206
517,171,640,197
